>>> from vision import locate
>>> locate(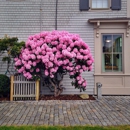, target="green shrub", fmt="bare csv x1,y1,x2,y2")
0,74,10,97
